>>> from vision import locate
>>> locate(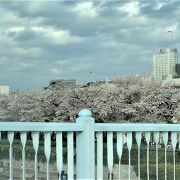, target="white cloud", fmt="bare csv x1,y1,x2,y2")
153,3,166,10
8,26,25,33
32,26,83,45
1,1,180,90
72,2,97,18
101,40,126,49
6,26,83,45
0,33,15,46
50,68,63,75
118,2,140,16
102,40,119,48
14,47,43,57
